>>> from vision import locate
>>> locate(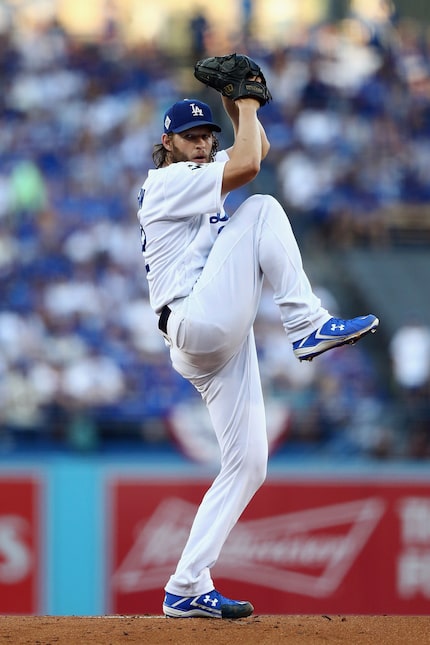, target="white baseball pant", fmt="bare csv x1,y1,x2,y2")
164,194,330,596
